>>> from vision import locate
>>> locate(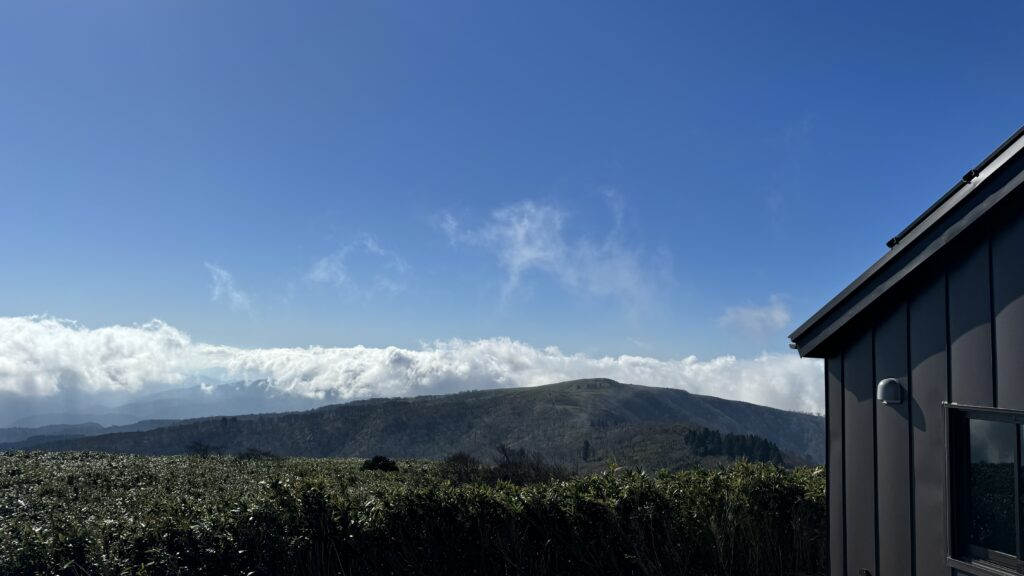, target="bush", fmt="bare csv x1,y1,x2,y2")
360,455,399,472
186,440,219,457
443,451,485,484
236,447,279,460
492,443,569,484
